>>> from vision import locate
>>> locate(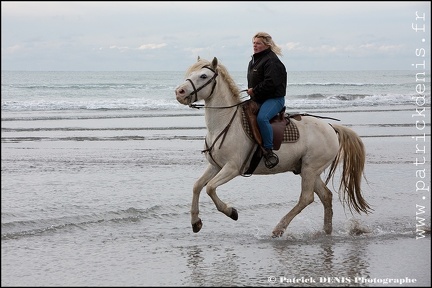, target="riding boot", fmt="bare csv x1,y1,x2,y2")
263,148,279,169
